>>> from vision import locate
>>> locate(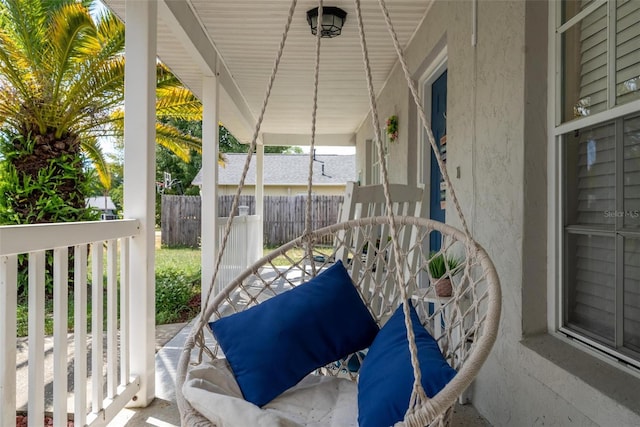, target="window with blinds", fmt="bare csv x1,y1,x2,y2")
564,115,640,355
560,0,640,365
616,0,640,106
562,0,640,122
